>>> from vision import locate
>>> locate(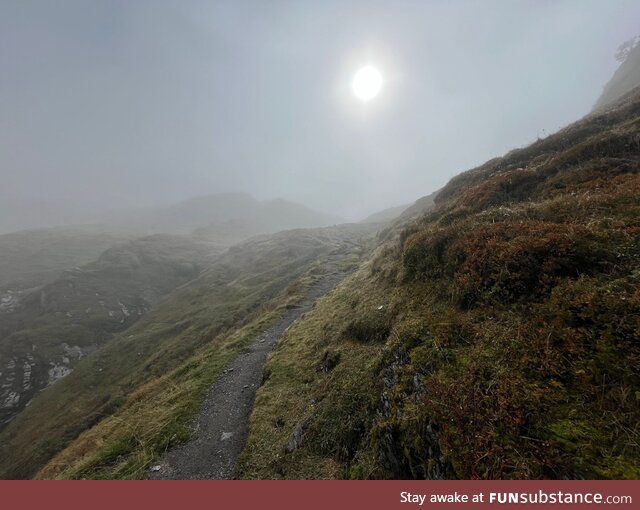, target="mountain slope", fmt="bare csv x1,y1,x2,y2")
394,189,439,223
0,224,376,479
238,89,640,479
0,235,214,430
